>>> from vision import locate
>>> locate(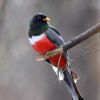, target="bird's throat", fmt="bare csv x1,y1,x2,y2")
30,24,48,36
